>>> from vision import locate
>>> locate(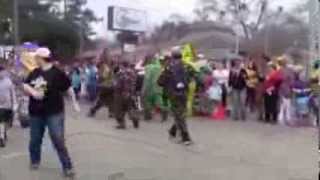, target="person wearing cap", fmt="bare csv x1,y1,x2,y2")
158,50,192,145
22,47,80,177
0,65,17,147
